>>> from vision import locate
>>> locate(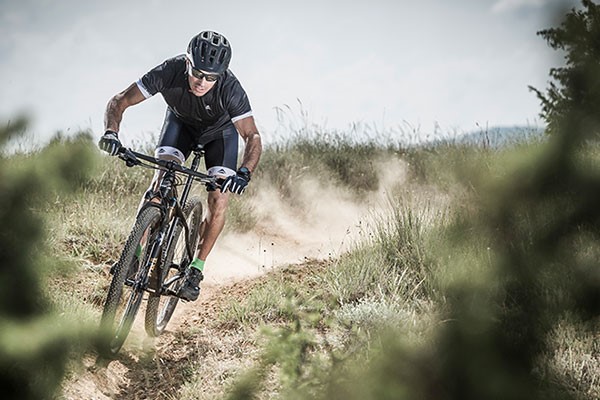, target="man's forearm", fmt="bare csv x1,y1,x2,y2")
241,132,262,173
104,96,125,133
103,83,147,133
